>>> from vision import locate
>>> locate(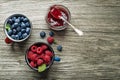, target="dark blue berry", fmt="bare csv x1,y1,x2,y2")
18,32,22,37
7,30,12,36
25,22,30,27
54,57,61,62
26,27,30,34
40,31,46,38
21,22,26,29
21,29,26,33
16,26,21,32
7,19,13,25
14,23,19,28
20,17,24,21
23,18,28,22
12,17,16,22
11,35,15,39
13,29,17,34
57,45,62,51
15,35,19,40
49,31,54,36
15,18,20,23
22,33,28,39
